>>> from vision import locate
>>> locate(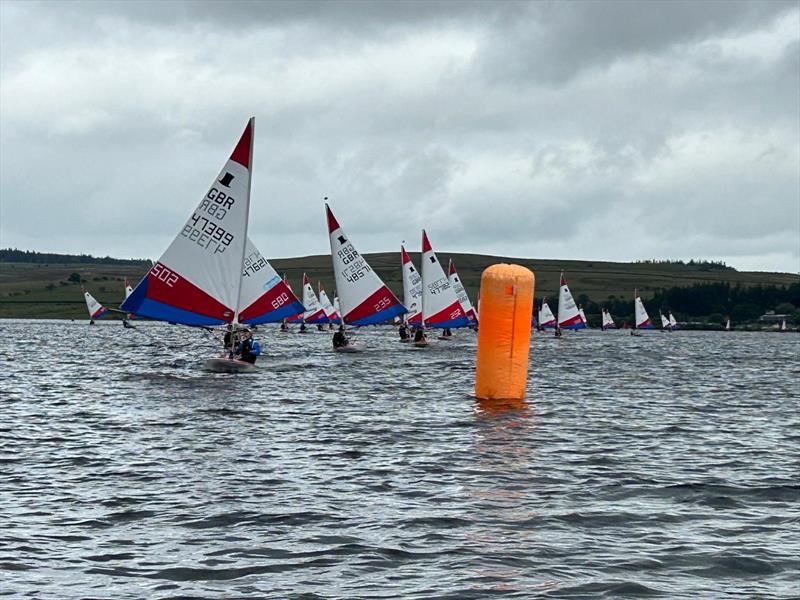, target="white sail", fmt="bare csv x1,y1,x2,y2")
579,307,588,326
124,278,133,300
725,318,730,331
539,300,556,327
780,319,787,331
421,230,468,329
660,312,670,328
326,204,405,326
448,259,477,322
301,274,328,324
401,245,422,325
669,312,678,330
318,285,340,323
83,288,107,320
634,290,653,329
121,118,254,326
237,238,304,324
557,273,585,329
